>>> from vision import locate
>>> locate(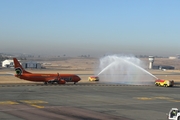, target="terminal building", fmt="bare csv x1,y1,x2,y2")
2,59,42,69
